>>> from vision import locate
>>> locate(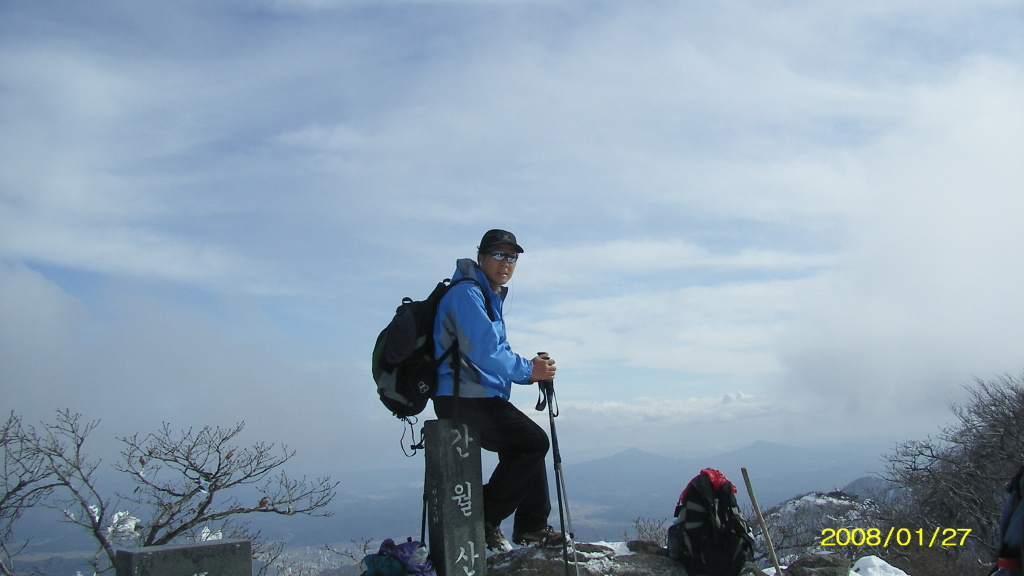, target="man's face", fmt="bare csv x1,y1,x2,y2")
478,243,519,289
